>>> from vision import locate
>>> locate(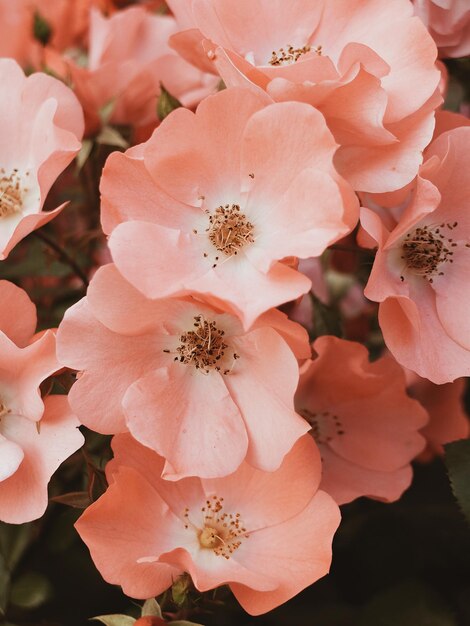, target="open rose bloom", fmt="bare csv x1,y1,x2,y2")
296,336,428,505
76,434,340,615
102,88,358,327
167,0,442,192
414,0,470,58
44,6,217,135
362,126,470,383
57,263,311,479
0,58,83,259
0,281,84,524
